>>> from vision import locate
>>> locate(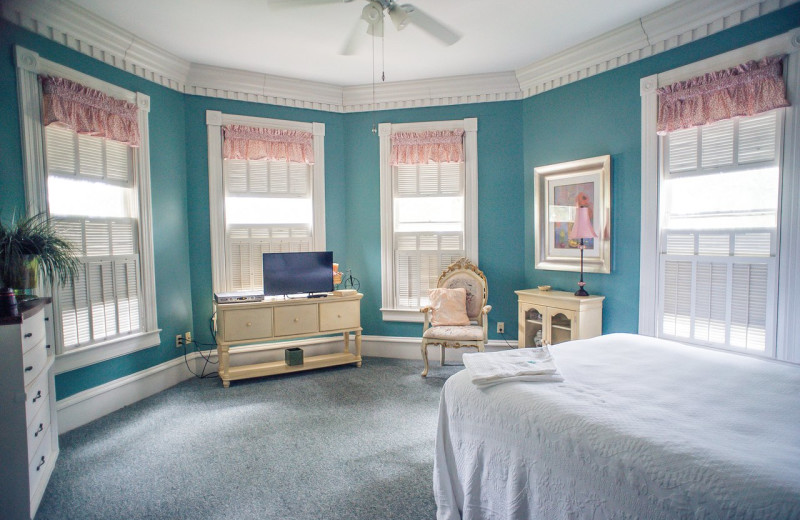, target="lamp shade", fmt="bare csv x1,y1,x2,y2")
569,207,597,240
